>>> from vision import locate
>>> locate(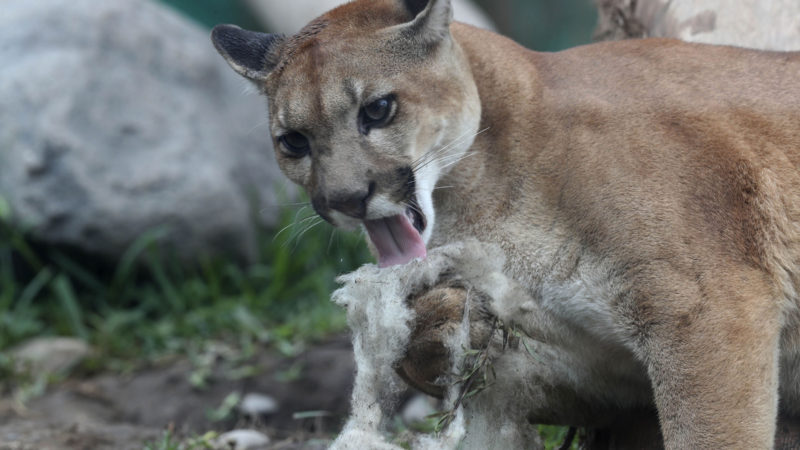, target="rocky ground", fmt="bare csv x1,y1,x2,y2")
0,337,358,450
